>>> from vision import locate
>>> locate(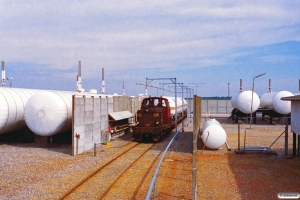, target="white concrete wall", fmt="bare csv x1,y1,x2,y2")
291,101,300,135
201,100,233,114
72,95,142,156
72,95,111,156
